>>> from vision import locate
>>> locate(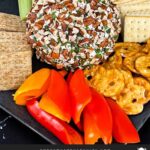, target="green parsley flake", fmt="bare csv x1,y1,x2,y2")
99,0,106,4
85,26,90,30
33,36,37,42
44,25,49,31
52,11,57,19
104,26,111,34
95,48,103,57
113,35,119,41
85,0,90,3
